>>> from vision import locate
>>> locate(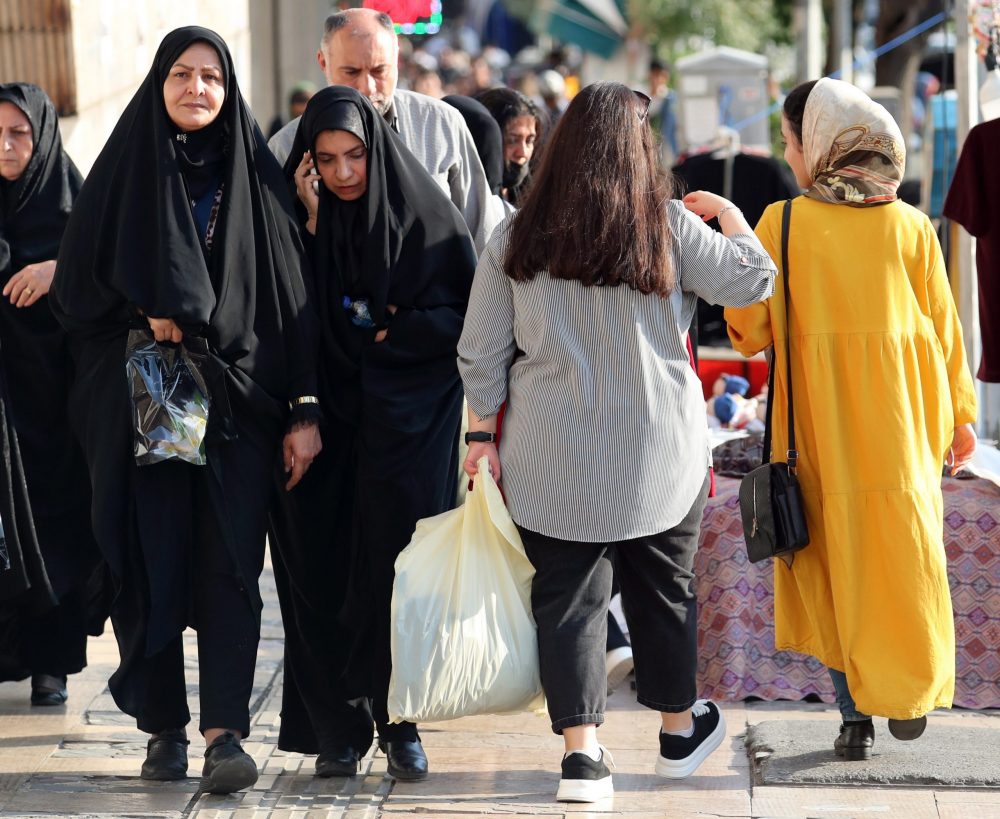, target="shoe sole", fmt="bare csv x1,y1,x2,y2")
315,763,358,778
654,710,727,779
835,745,873,761
556,774,613,802
201,757,259,794
386,764,428,782
140,767,188,781
606,649,635,694
888,716,927,741
30,695,67,707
